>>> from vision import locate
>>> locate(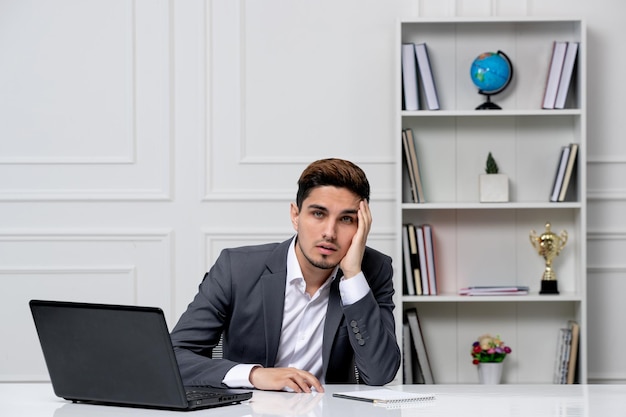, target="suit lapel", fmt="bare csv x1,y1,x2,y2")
322,270,343,377
260,239,291,367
